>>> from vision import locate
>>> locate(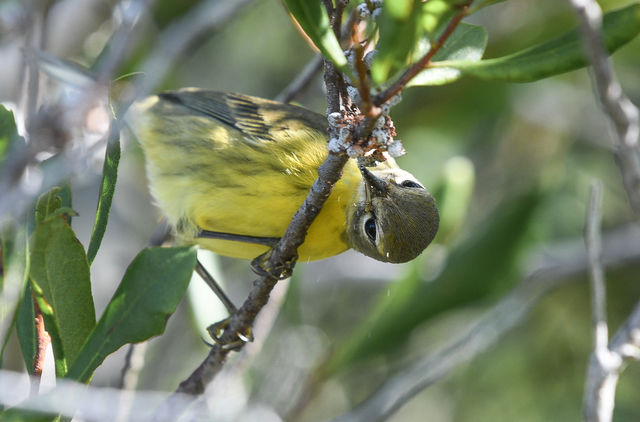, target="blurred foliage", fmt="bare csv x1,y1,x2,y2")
1,0,640,421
